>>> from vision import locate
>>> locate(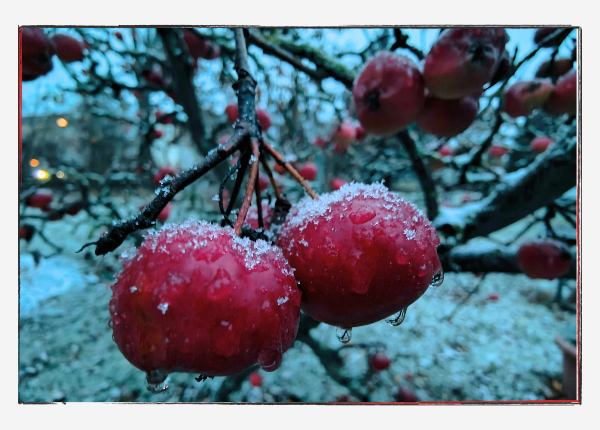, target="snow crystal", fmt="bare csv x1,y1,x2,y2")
404,229,416,240
277,296,289,306
221,321,230,326
157,302,169,314
212,194,220,201
130,286,137,293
